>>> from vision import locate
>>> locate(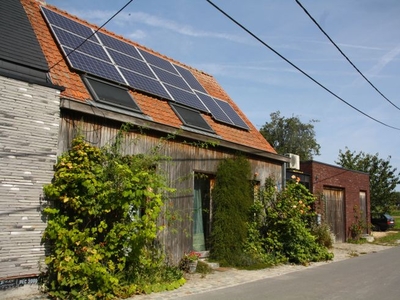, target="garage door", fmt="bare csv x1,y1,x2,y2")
323,188,345,243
